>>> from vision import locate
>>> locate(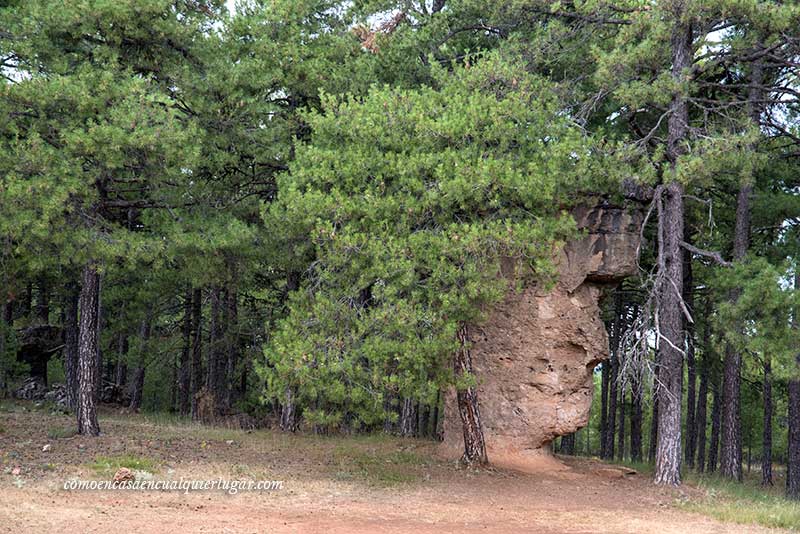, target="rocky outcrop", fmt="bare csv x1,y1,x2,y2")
16,324,63,385
441,203,642,470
